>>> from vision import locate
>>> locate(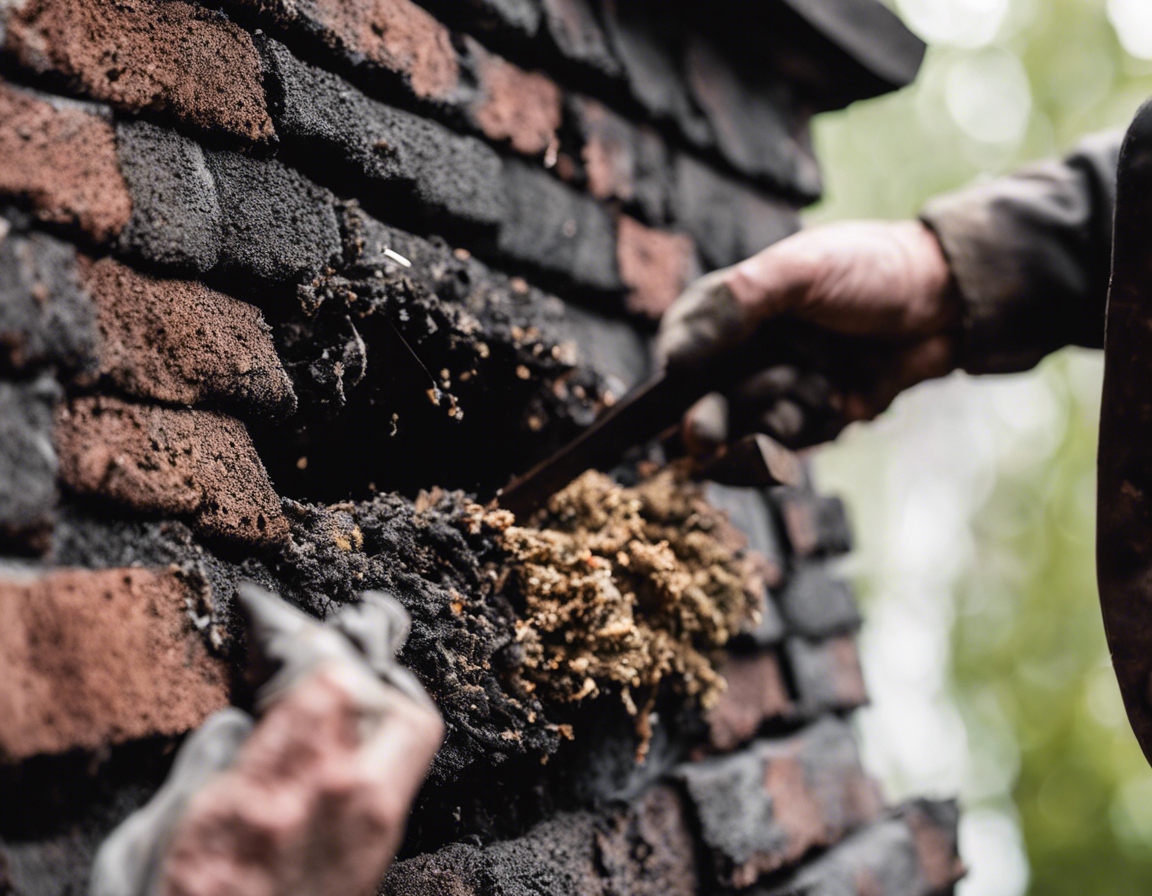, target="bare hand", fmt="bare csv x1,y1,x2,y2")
656,220,961,455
